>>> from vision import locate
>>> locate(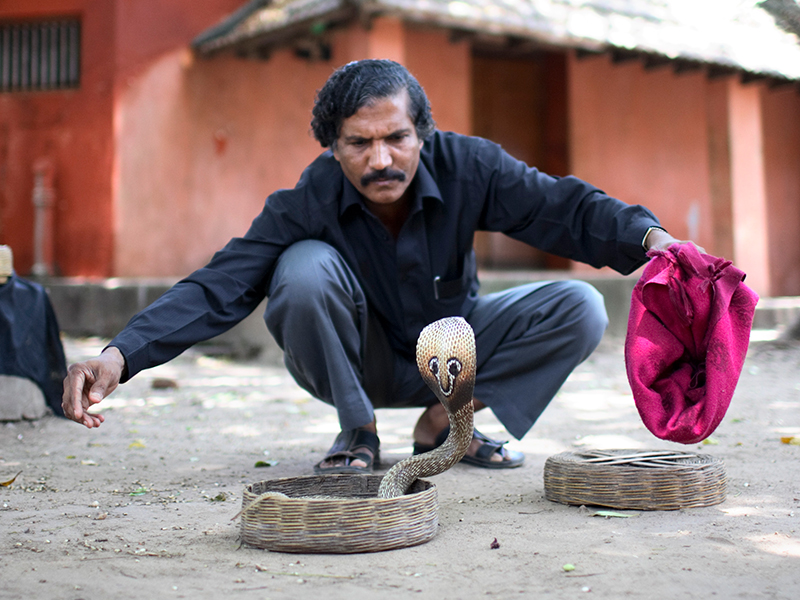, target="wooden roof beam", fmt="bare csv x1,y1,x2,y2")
642,53,672,70
610,49,639,64
741,71,769,85
768,76,796,89
673,59,704,75
575,47,605,60
707,64,738,80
